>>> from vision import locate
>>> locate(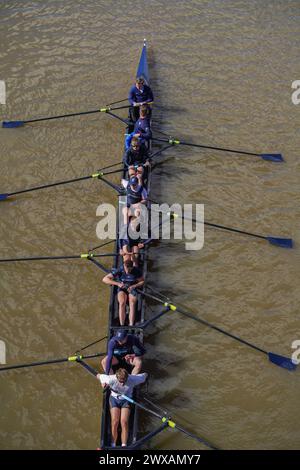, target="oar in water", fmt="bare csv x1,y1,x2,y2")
138,290,297,372
77,359,218,450
149,200,293,249
0,352,105,372
0,168,123,202
0,252,118,264
152,137,284,163
2,104,132,128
